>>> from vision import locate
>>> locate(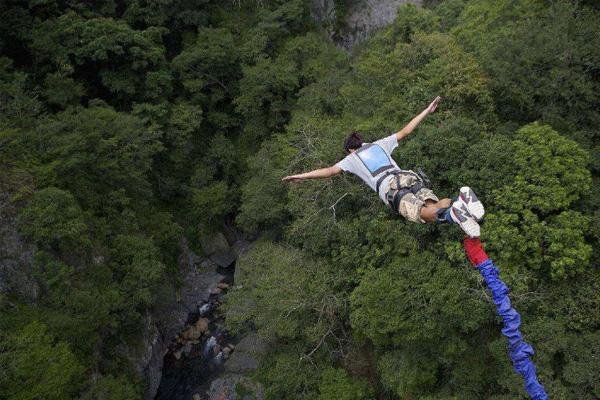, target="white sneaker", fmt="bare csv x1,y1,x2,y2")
457,186,485,221
450,201,481,238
